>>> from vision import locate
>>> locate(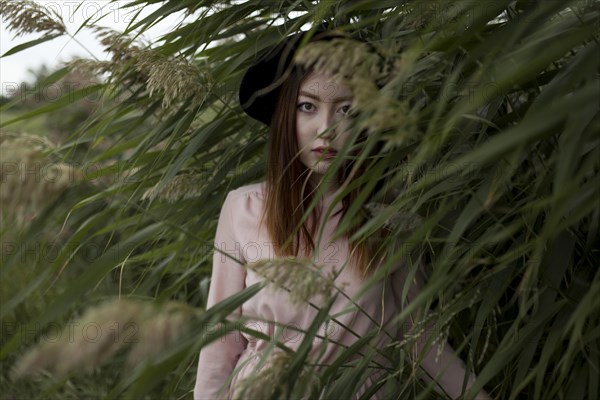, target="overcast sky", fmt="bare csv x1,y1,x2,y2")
0,0,189,95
